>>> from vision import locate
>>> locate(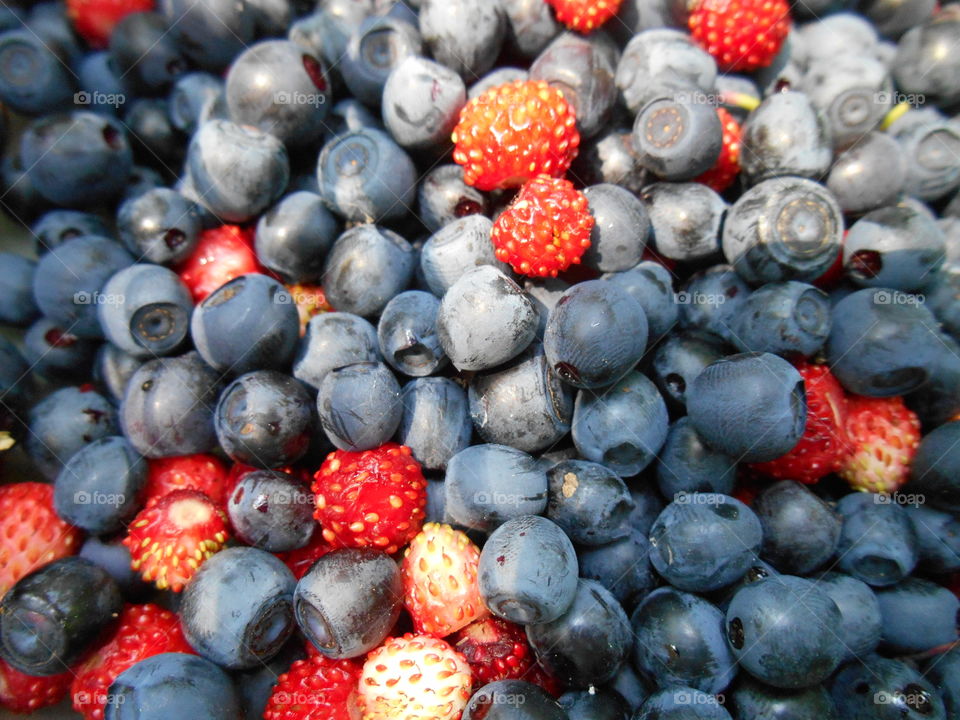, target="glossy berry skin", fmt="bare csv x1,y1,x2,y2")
318,361,402,452
121,352,223,458
875,577,959,653
312,443,426,555
322,224,416,318
452,79,579,191
687,352,806,463
216,371,313,468
730,281,832,358
0,30,74,115
398,377,473,471
649,493,762,593
180,547,295,669
341,15,422,106
572,371,670,477
827,132,906,215
726,575,844,689
689,0,790,72
417,164,488,233
420,0,505,80
293,312,380,392
730,676,837,720
632,96,723,181
108,12,185,94
0,557,122,676
650,330,728,410
656,417,737,498
581,184,649,273
905,420,960,512
464,680,568,720
642,182,726,263
830,656,946,720
383,56,467,152
53,436,146,535
175,224,261,303
630,587,737,694
546,460,634,546
378,291,447,377
262,653,361,720
420,215,506,297
577,530,657,612
478,515,578,624
753,481,840,575
544,279,647,389
839,395,921,494
316,128,417,225
117,188,200,266
105,652,241,720
227,470,314,552
444,444,548,532
834,492,918,587
255,191,339,284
